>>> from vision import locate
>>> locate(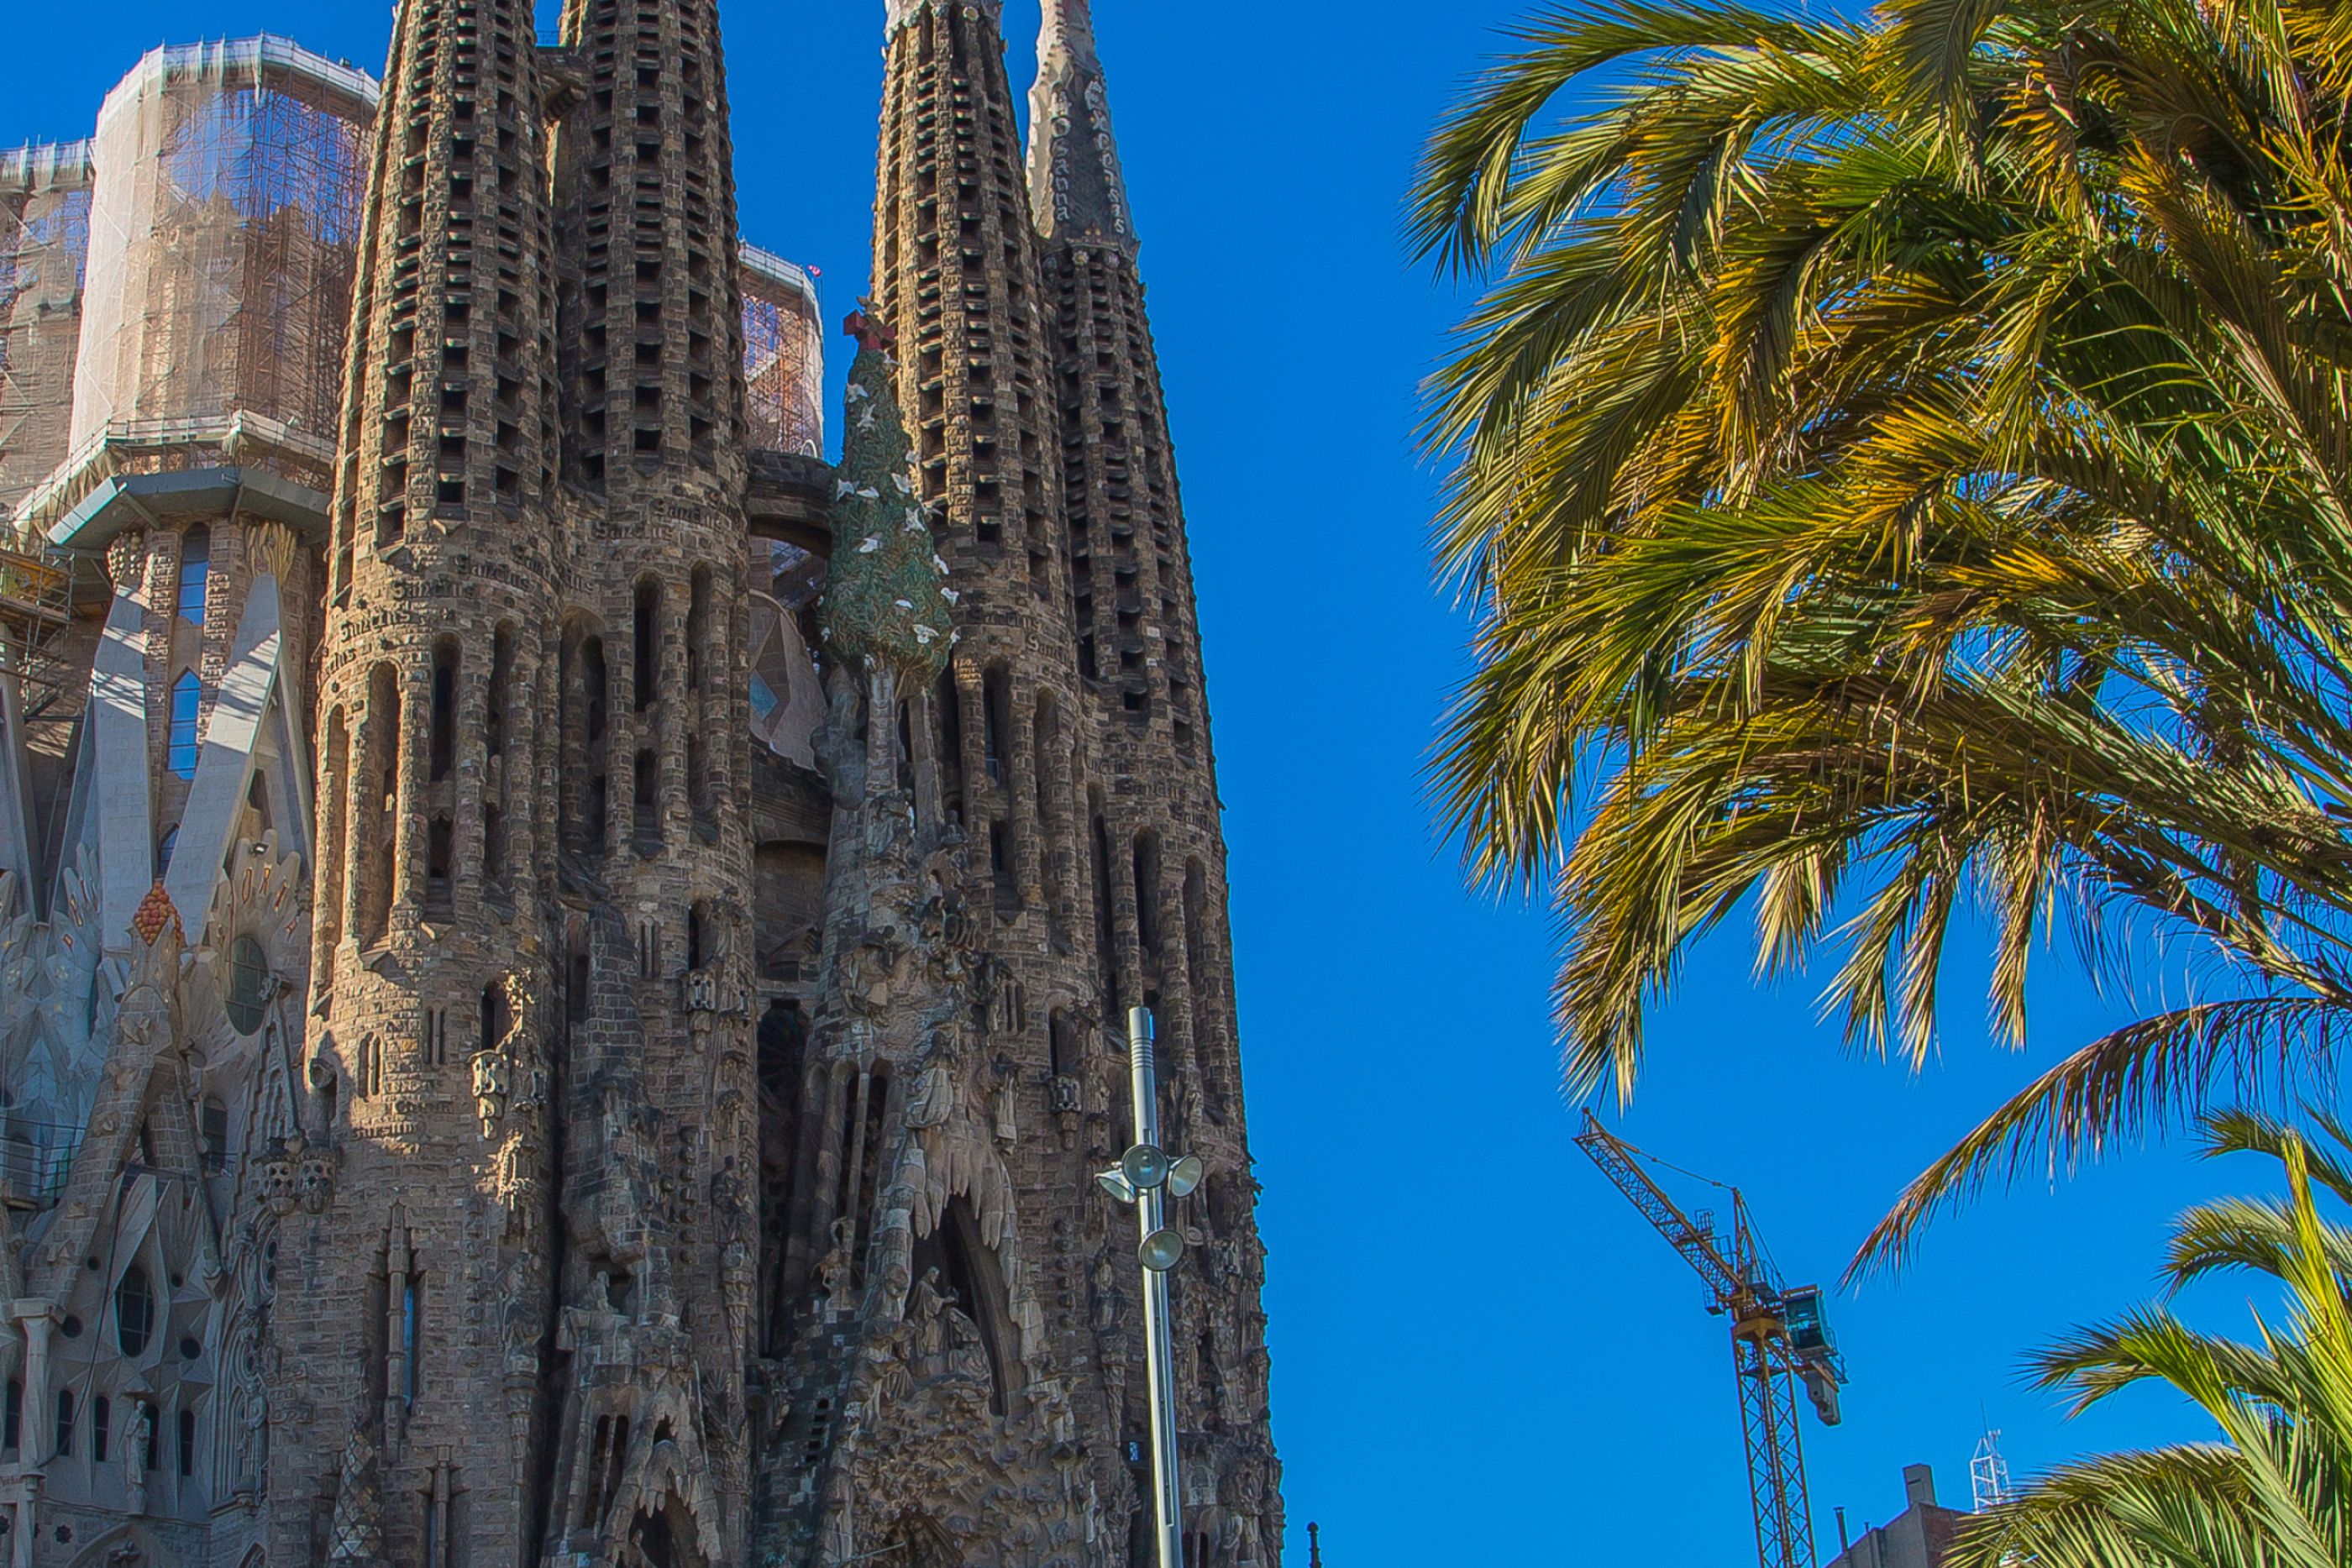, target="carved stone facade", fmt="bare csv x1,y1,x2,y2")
0,2,1277,1564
